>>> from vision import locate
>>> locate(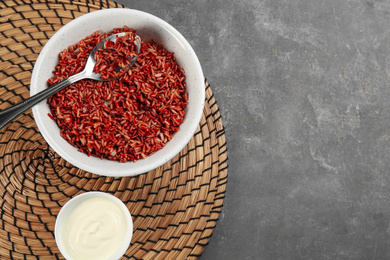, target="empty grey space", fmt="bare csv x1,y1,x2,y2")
115,0,390,259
